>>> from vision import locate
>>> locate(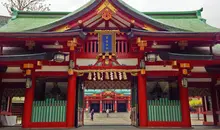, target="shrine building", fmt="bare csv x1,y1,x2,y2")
0,0,220,128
